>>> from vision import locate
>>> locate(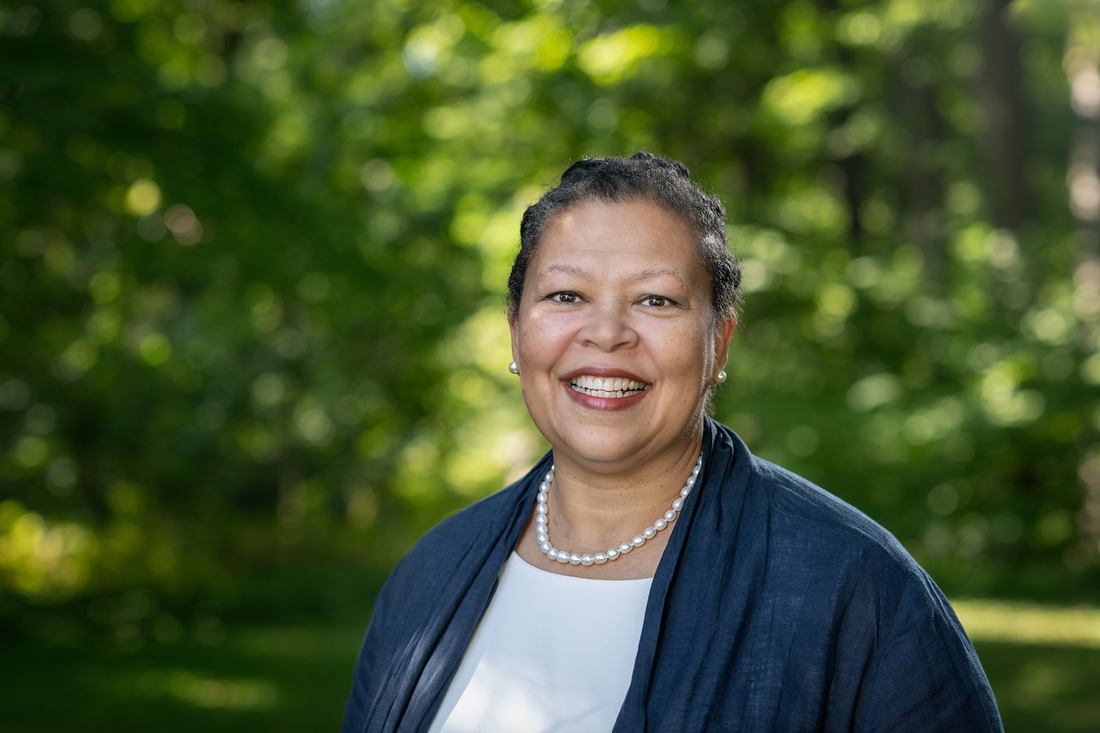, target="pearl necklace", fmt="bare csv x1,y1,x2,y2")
536,455,703,567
